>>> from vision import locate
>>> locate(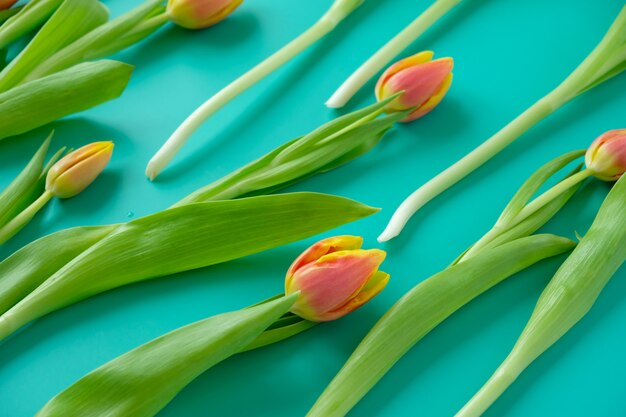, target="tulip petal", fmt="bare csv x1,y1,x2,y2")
585,129,626,181
375,51,434,100
319,270,390,321
285,235,363,291
168,0,243,29
385,57,453,110
403,72,453,122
